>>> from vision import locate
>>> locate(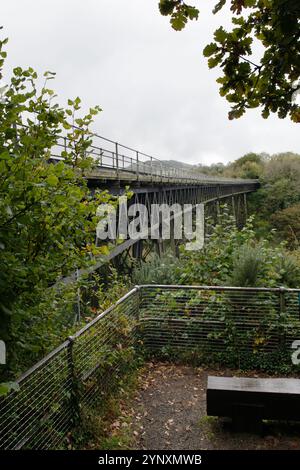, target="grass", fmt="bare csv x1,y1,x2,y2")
198,415,222,441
